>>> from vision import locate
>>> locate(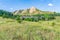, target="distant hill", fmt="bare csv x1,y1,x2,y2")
13,7,54,15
